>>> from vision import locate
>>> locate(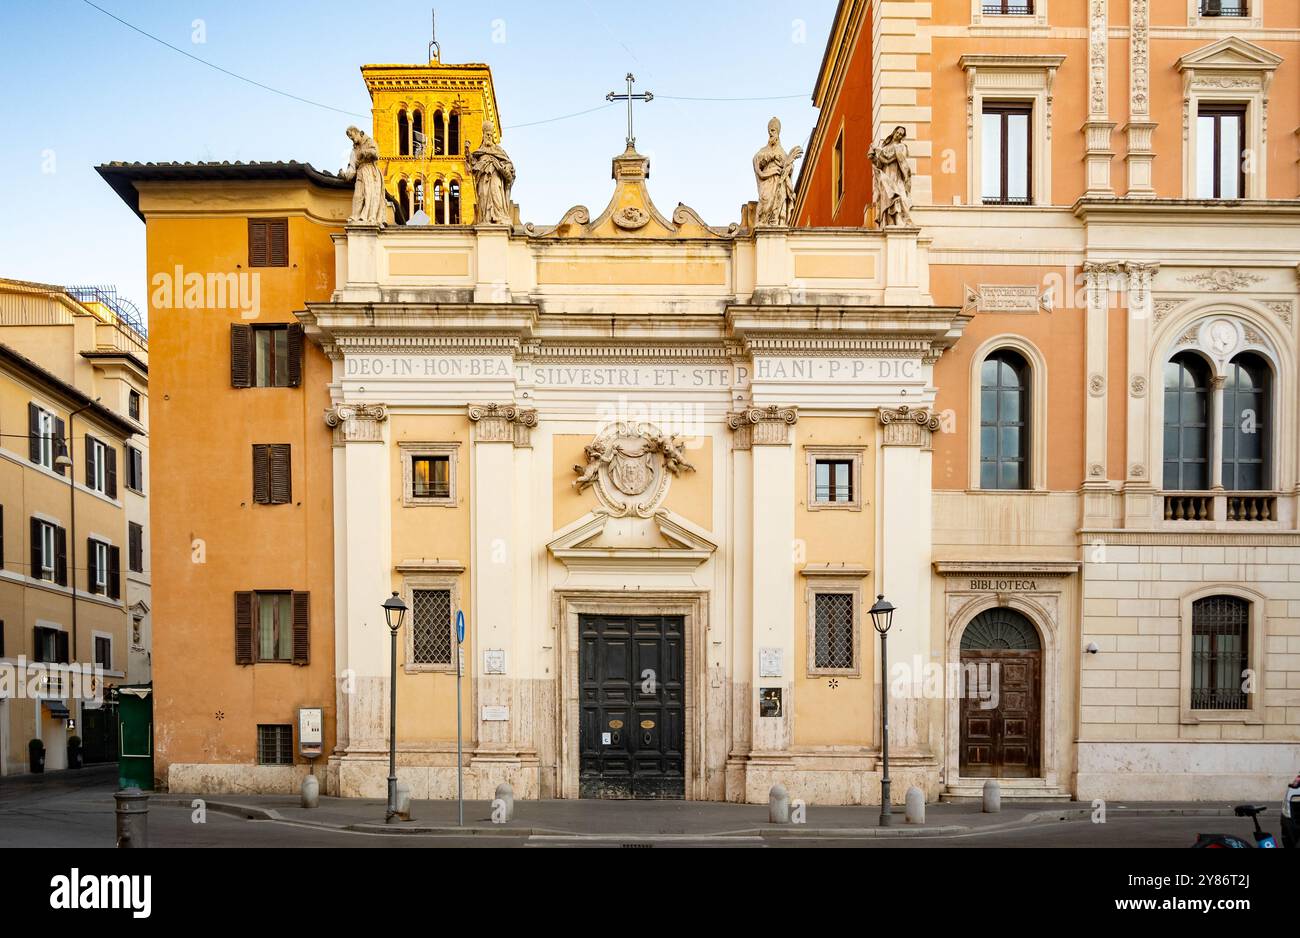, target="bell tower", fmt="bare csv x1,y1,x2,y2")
361,31,500,226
